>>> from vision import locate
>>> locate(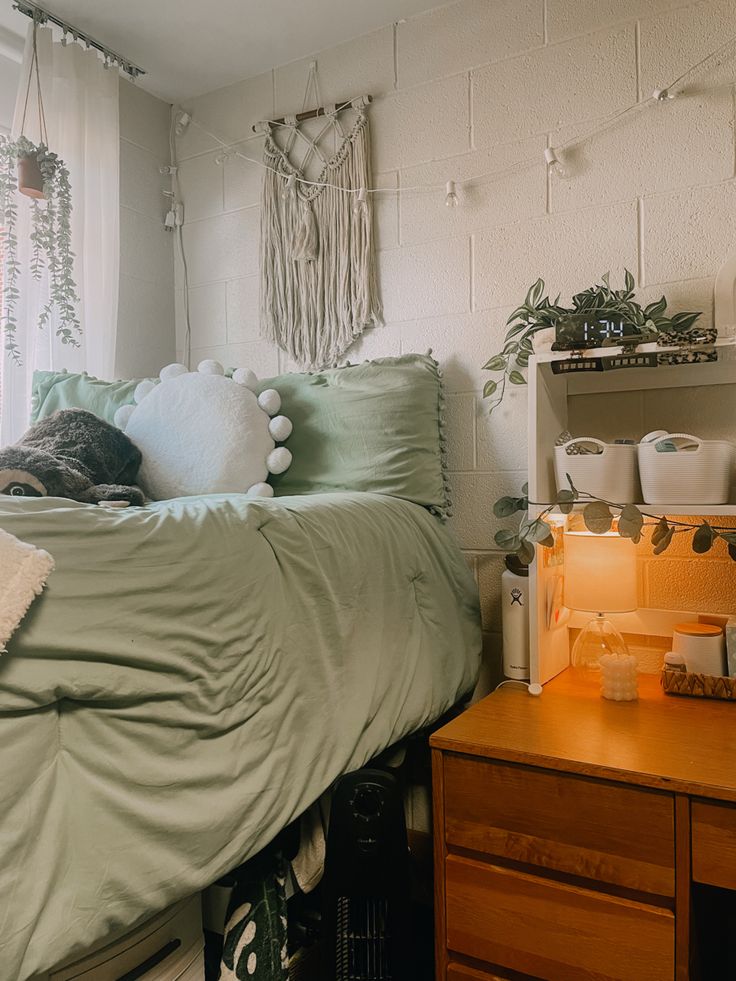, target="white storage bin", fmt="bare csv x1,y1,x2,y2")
554,437,639,502
638,433,734,505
